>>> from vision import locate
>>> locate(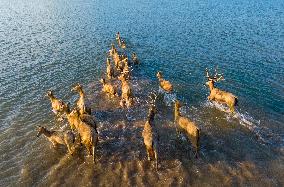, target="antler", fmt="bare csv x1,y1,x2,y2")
148,92,158,106
216,74,225,82
214,67,225,82
205,68,210,78
206,67,225,82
